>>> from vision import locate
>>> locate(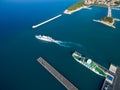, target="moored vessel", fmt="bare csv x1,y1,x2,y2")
72,51,113,81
